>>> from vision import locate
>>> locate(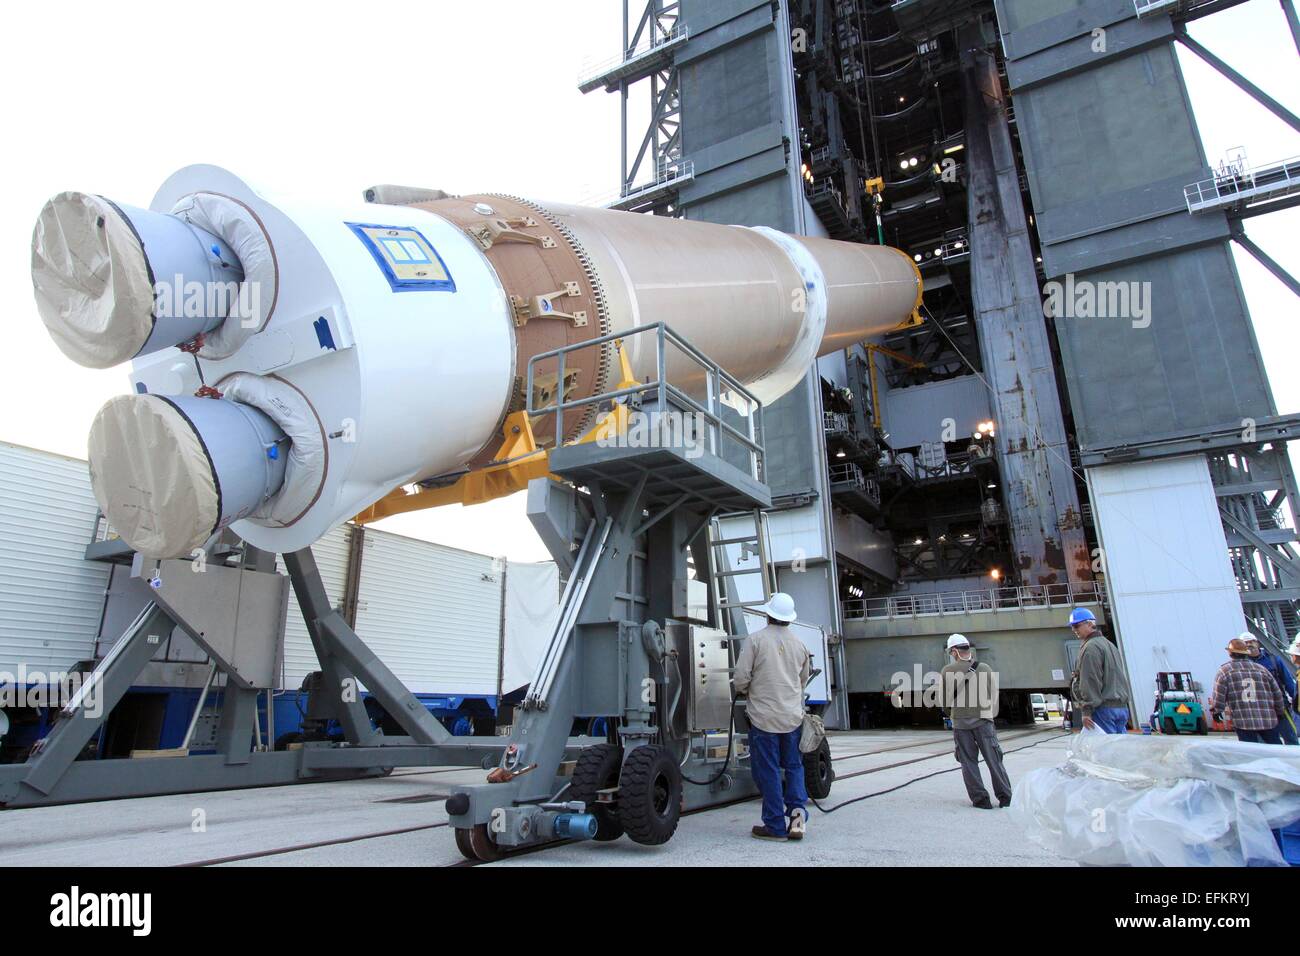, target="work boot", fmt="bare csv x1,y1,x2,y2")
751,825,787,841
973,801,994,810
787,808,807,841
998,798,1012,808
